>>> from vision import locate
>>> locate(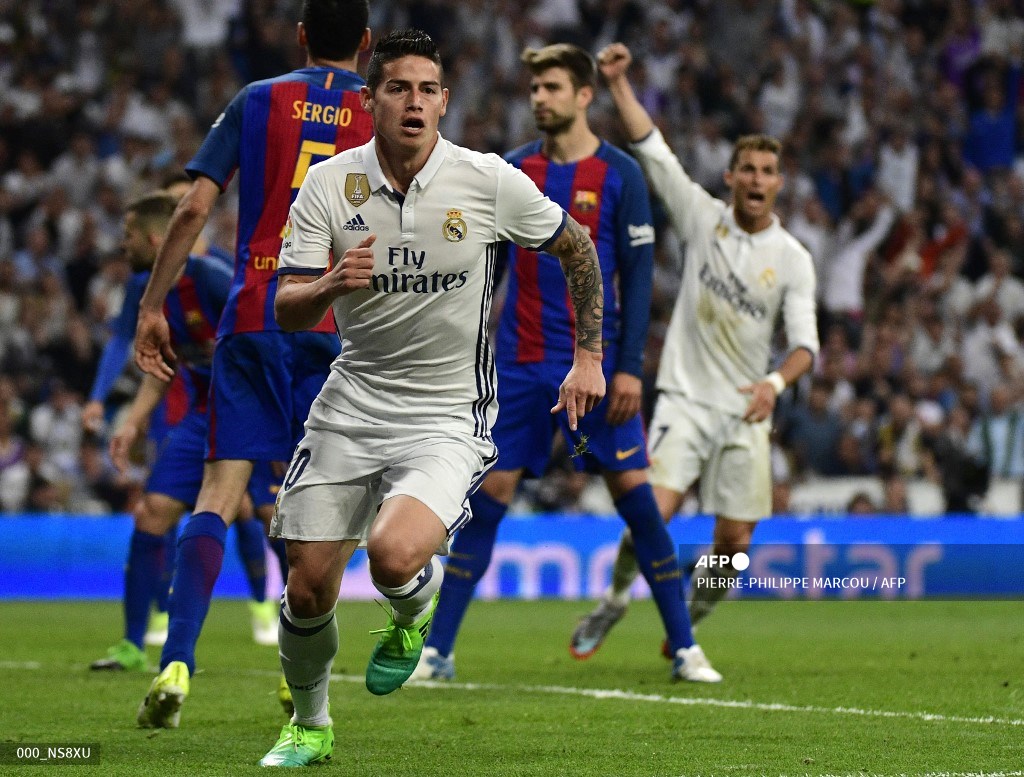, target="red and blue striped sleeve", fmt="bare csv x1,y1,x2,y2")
611,153,655,378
